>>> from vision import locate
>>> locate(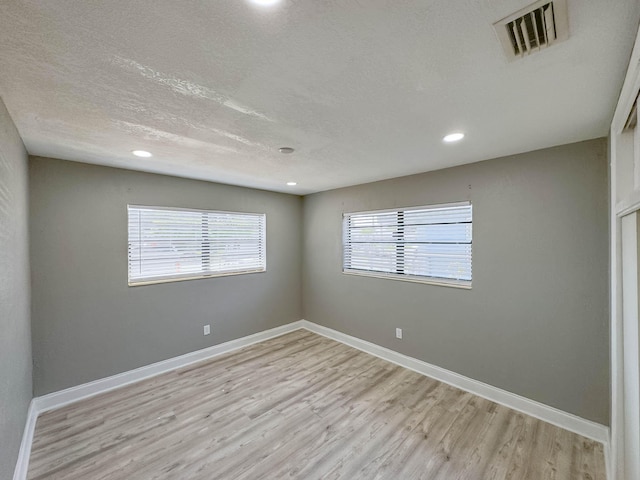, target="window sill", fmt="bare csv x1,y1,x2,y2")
128,269,266,287
342,270,472,289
